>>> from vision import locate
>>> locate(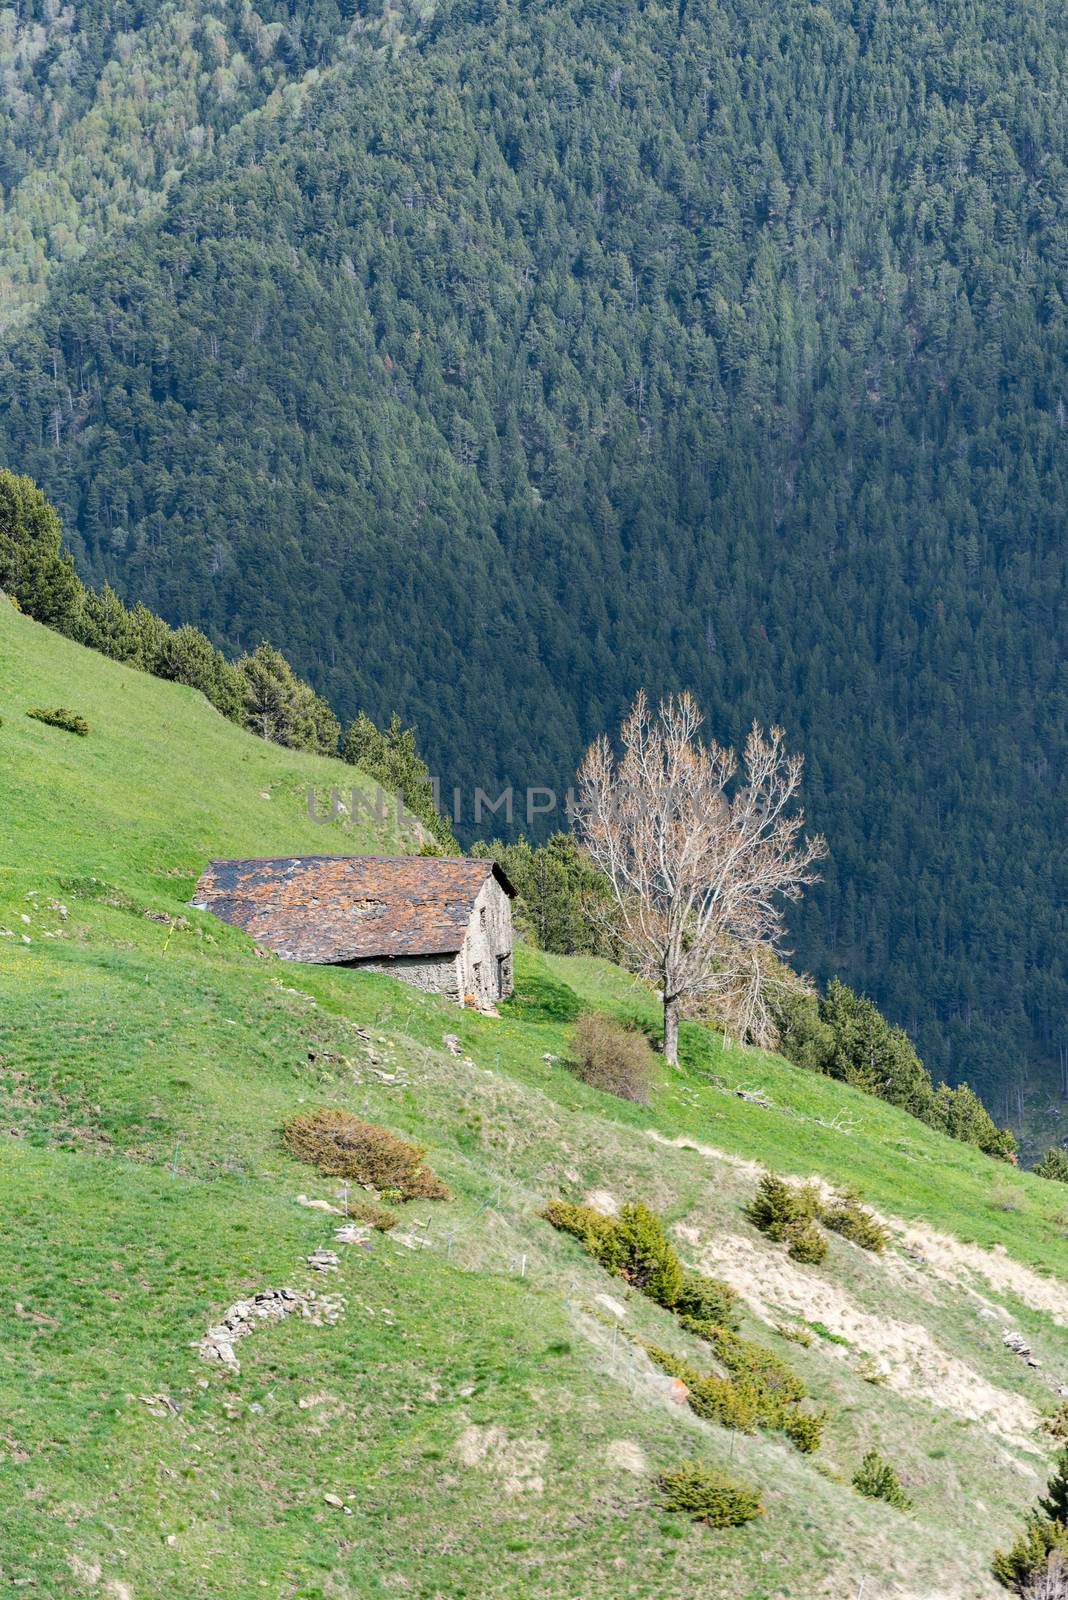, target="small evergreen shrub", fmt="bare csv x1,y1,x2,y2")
282,1109,449,1200
539,1198,619,1255
993,1518,1068,1593
658,1461,763,1527
702,1323,808,1404
602,1202,683,1306
644,1345,763,1431
539,1199,682,1307
1036,1149,1068,1184
642,1338,819,1449
26,705,88,736
787,1220,828,1264
820,1192,888,1252
565,1011,657,1104
809,1320,851,1345
674,1269,741,1330
852,1448,913,1511
994,1452,1068,1591
746,1172,819,1240
782,1410,824,1454
1044,1404,1068,1445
